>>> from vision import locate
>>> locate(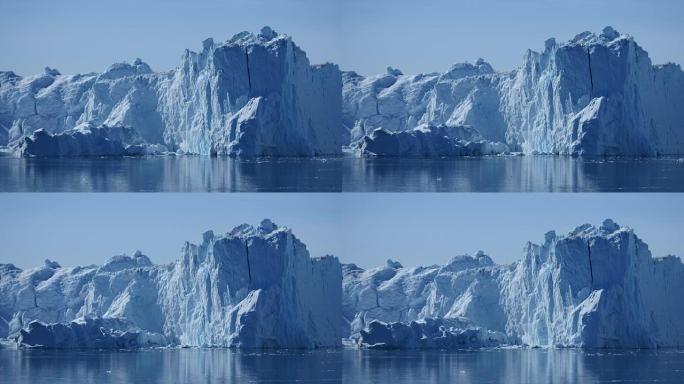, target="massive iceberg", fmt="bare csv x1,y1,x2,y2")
1,219,681,350
343,27,684,156
344,220,684,348
1,26,681,157
0,27,345,157
0,220,342,348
